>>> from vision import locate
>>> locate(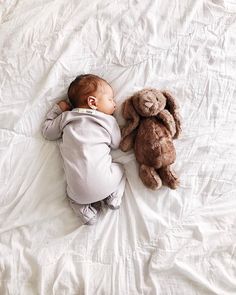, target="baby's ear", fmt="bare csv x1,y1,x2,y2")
87,96,98,110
